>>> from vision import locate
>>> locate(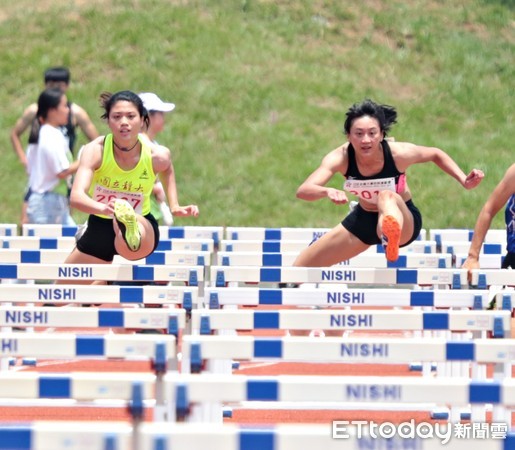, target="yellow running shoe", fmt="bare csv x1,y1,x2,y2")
382,215,401,262
114,199,141,251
